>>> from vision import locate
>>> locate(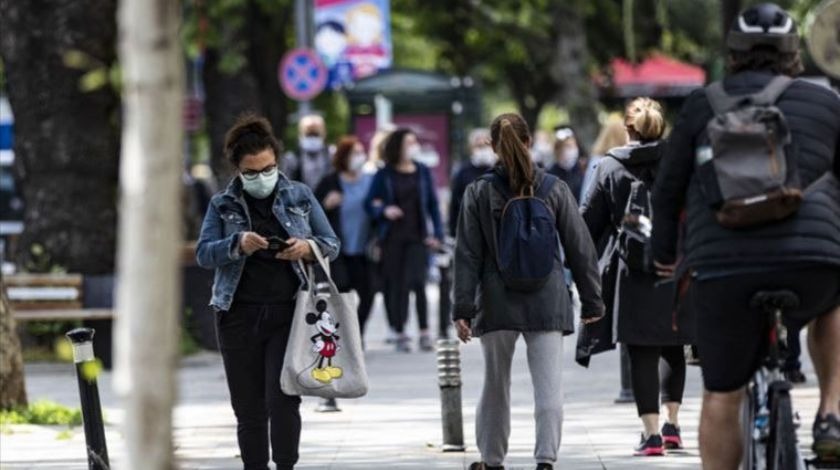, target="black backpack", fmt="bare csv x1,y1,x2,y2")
617,178,655,273
697,76,803,228
484,173,560,292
